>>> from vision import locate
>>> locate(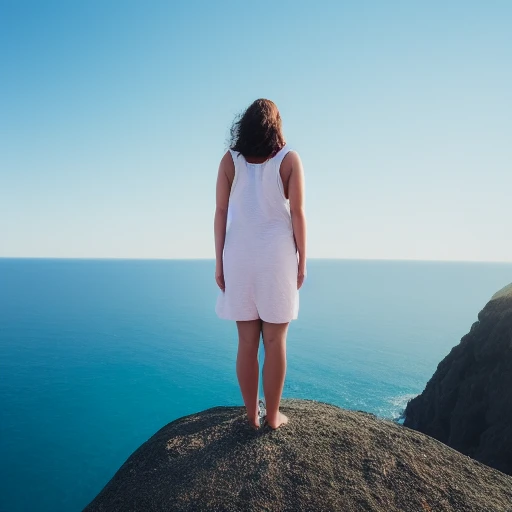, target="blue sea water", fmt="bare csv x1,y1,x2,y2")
0,258,511,512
